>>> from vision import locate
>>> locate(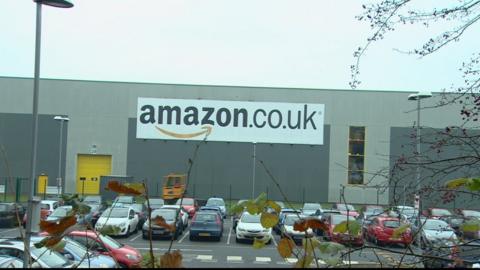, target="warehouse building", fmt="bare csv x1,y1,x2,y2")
0,76,473,208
